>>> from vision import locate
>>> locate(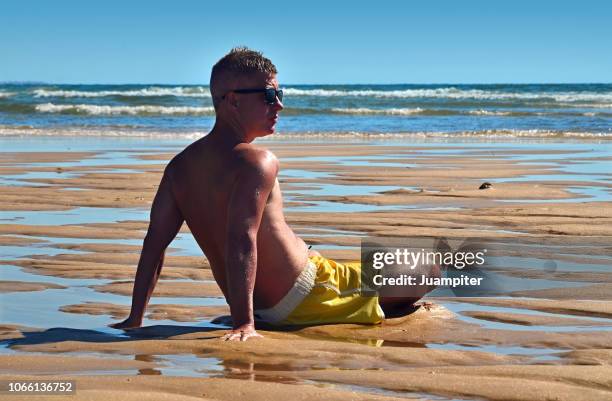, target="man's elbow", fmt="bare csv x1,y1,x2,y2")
227,231,257,258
